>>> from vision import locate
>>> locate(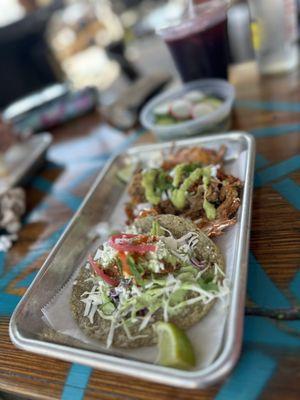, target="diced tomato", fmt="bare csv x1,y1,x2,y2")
88,256,119,287
118,252,131,277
